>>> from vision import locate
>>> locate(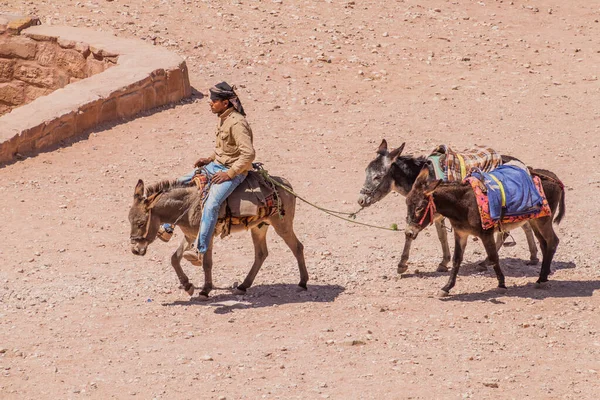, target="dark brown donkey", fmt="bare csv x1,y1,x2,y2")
405,166,565,296
358,140,540,273
128,177,308,299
